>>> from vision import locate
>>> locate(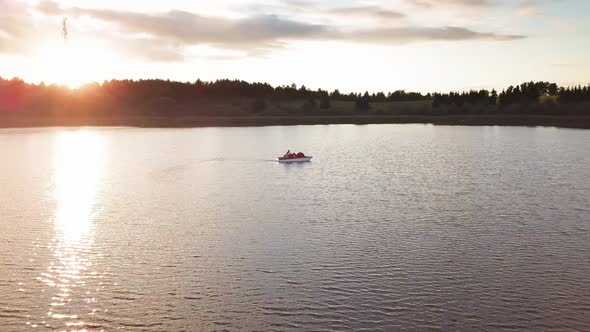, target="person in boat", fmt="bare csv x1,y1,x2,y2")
284,150,291,158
